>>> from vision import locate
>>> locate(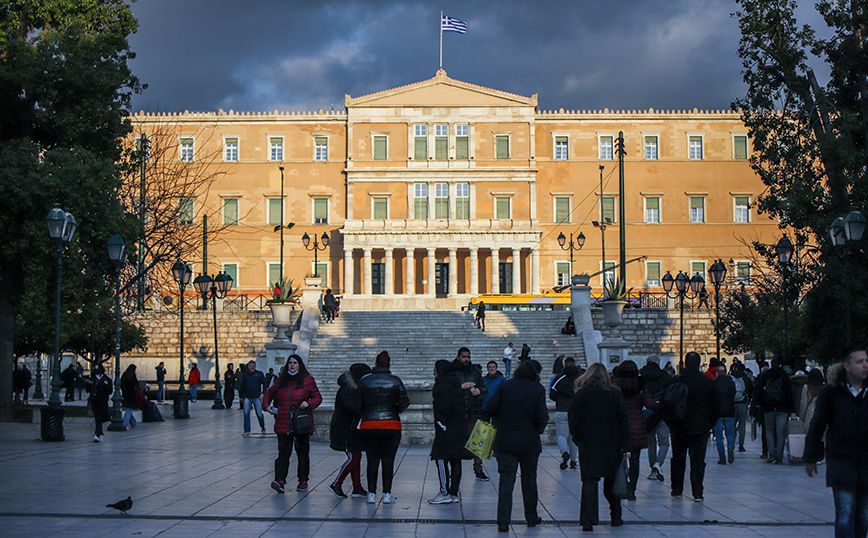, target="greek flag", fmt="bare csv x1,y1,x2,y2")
441,15,467,34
